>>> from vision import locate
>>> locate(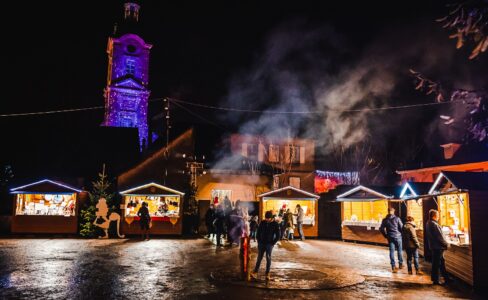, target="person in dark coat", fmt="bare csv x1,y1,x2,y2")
205,204,216,239
223,196,232,241
283,208,294,240
379,207,404,272
249,215,259,242
228,200,243,246
425,209,450,285
250,210,281,281
137,202,151,241
294,204,305,240
213,204,226,247
402,216,423,275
